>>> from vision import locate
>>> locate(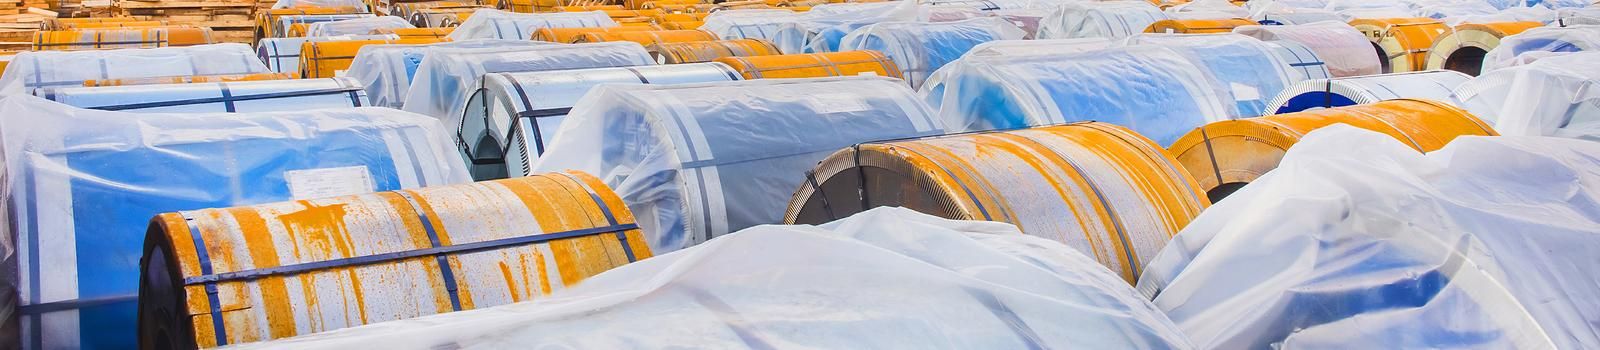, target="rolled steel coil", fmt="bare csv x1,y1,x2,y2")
410,7,483,28
256,10,374,39
300,38,444,79
1167,99,1496,201
65,21,167,29
1264,70,1470,114
43,77,369,113
1263,40,1332,81
1350,17,1452,73
137,171,651,348
785,122,1208,283
1144,18,1255,34
601,9,664,19
32,27,213,51
714,50,900,79
1425,21,1542,76
551,4,625,10
531,26,655,42
81,72,294,87
661,20,705,30
634,0,700,10
50,17,142,30
257,34,398,75
650,38,780,64
374,27,455,39
571,29,718,45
